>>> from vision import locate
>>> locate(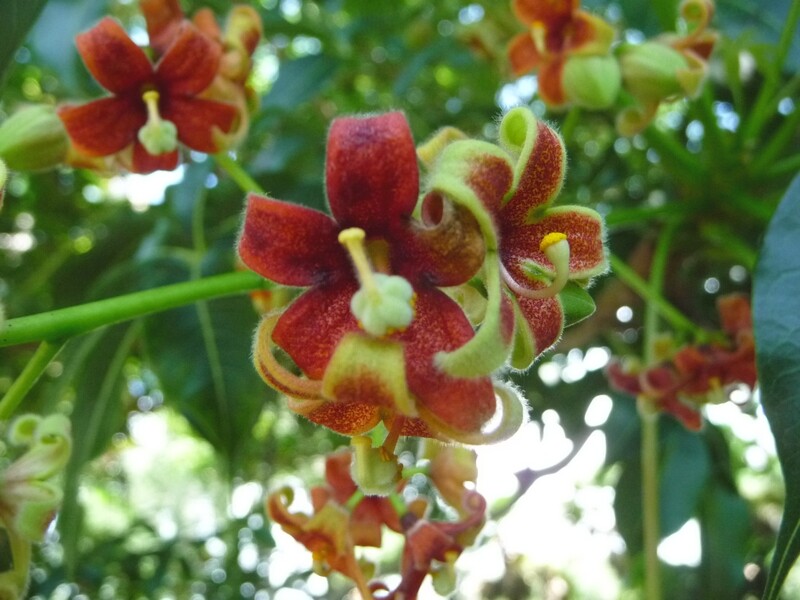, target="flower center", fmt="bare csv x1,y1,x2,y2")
502,231,572,299
137,90,178,155
338,227,415,337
